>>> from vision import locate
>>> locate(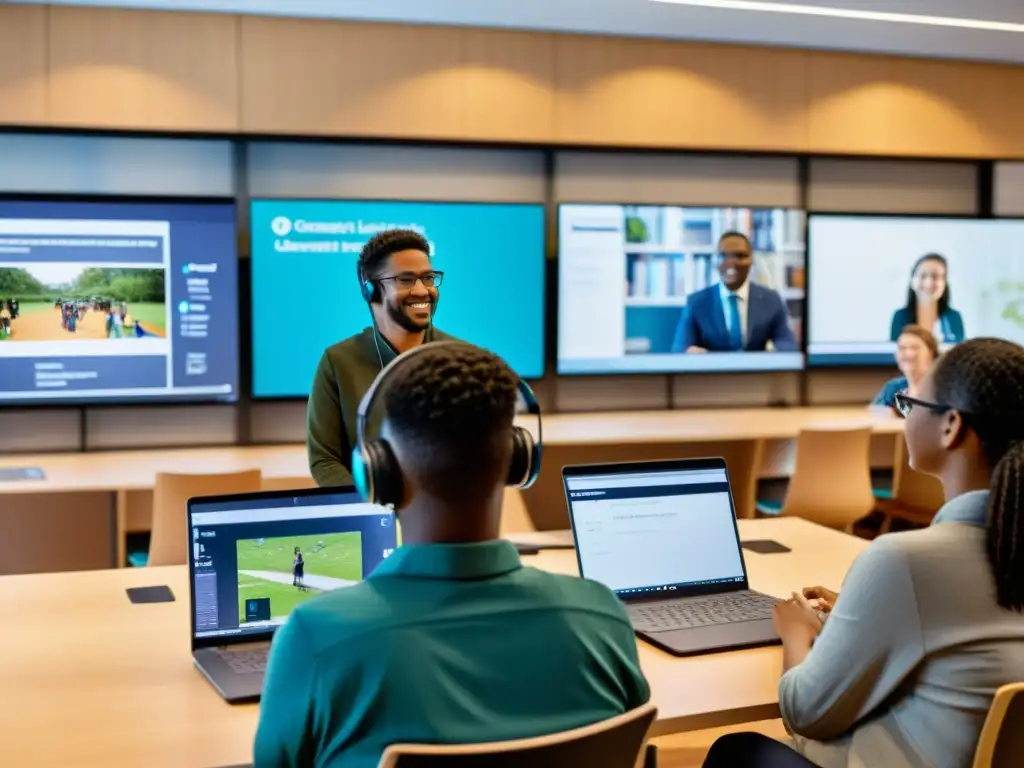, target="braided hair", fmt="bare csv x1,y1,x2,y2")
383,342,518,501
931,337,1024,610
